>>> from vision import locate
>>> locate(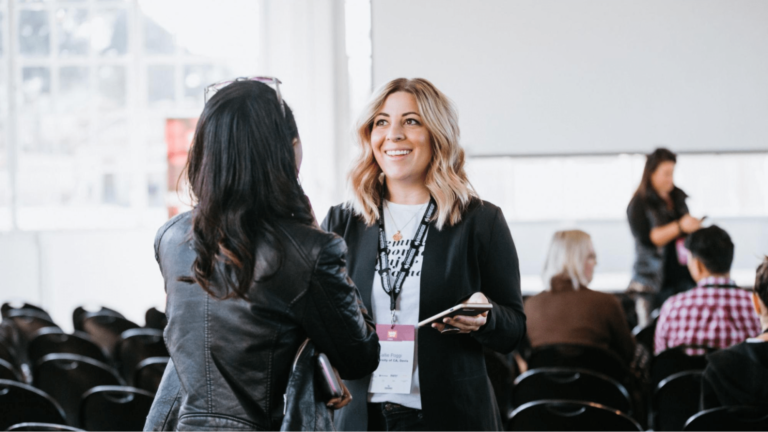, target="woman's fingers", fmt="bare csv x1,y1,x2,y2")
327,370,352,410
439,312,488,332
